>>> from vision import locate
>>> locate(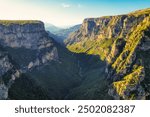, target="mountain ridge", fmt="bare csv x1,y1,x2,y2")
66,8,150,99
0,8,150,100
47,24,81,44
